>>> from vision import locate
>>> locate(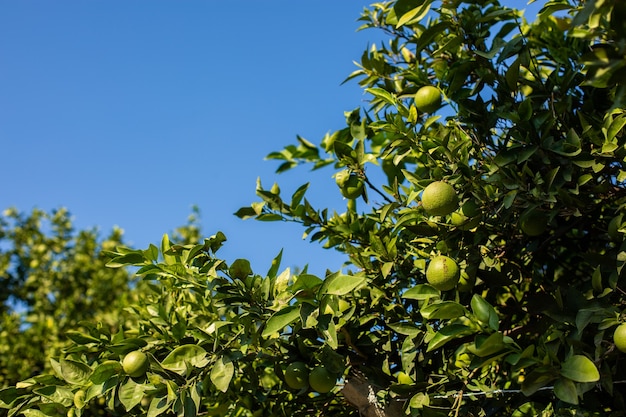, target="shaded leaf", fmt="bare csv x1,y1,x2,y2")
210,356,234,393
560,355,600,383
